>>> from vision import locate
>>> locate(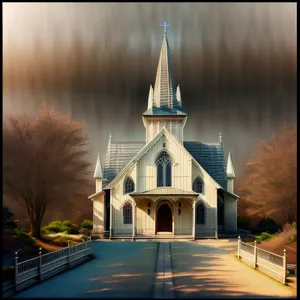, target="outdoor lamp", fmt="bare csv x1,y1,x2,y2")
178,201,182,215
